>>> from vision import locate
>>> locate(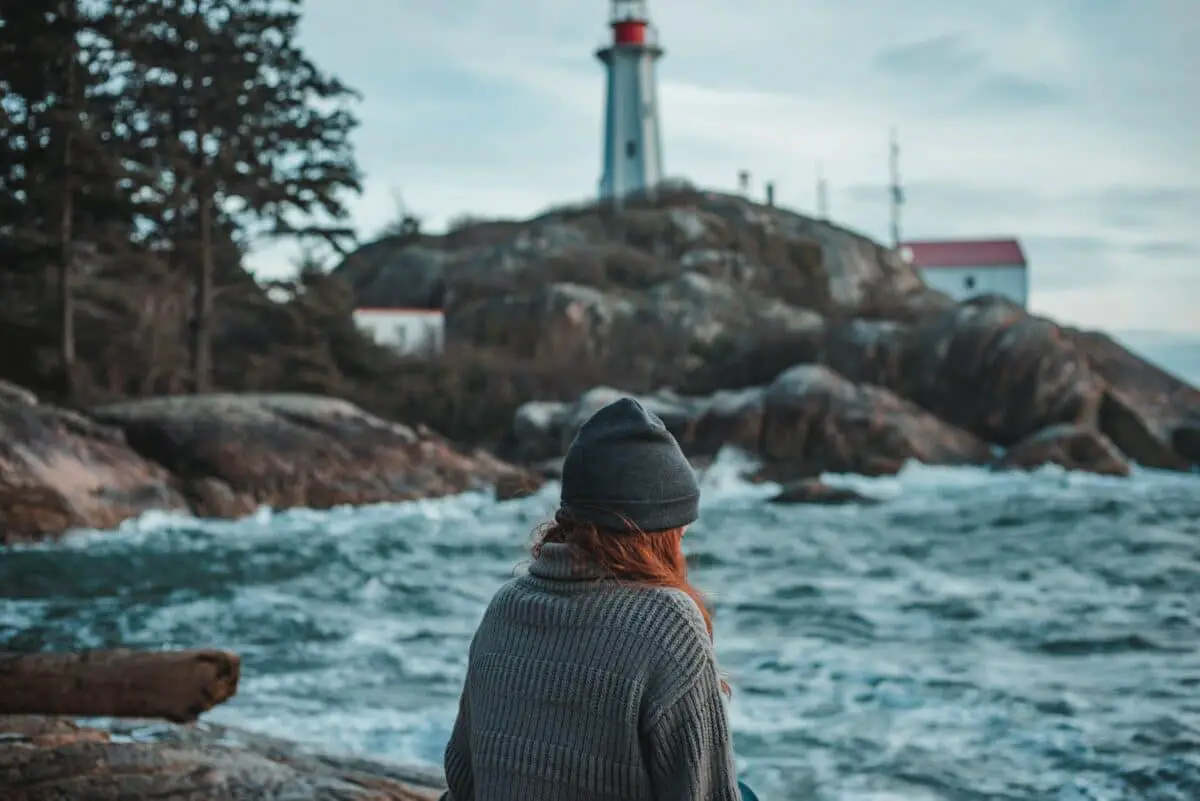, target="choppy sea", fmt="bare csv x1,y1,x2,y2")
1,335,1198,800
